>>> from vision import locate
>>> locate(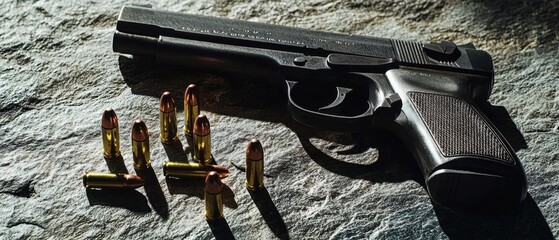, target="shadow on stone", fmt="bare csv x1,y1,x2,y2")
248,187,289,240
434,194,554,239
230,162,275,178
166,176,204,198
479,103,528,151
104,155,128,174
221,184,238,209
162,139,188,163
294,126,422,184
118,55,287,125
207,217,236,240
136,167,169,218
86,188,150,212
166,177,238,209
118,56,188,112
208,154,218,165
184,136,193,158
